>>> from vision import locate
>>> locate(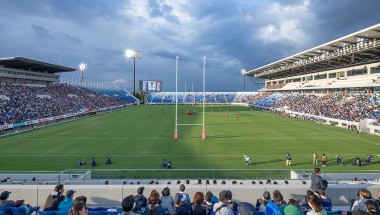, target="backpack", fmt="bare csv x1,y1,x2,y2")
322,180,328,189
237,202,256,215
